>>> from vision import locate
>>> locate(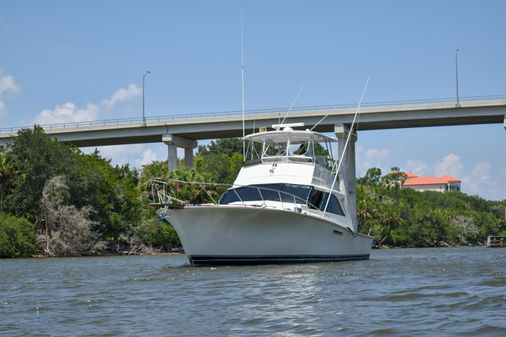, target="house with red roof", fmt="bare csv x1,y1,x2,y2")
403,172,461,193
